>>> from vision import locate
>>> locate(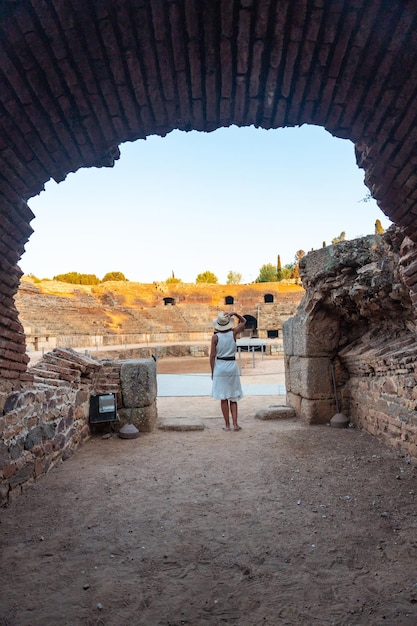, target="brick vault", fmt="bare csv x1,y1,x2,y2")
1,0,417,379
